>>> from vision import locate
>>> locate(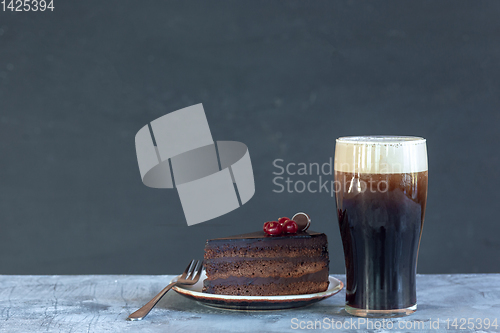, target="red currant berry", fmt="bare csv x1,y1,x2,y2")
283,220,298,234
263,221,282,235
278,217,290,226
